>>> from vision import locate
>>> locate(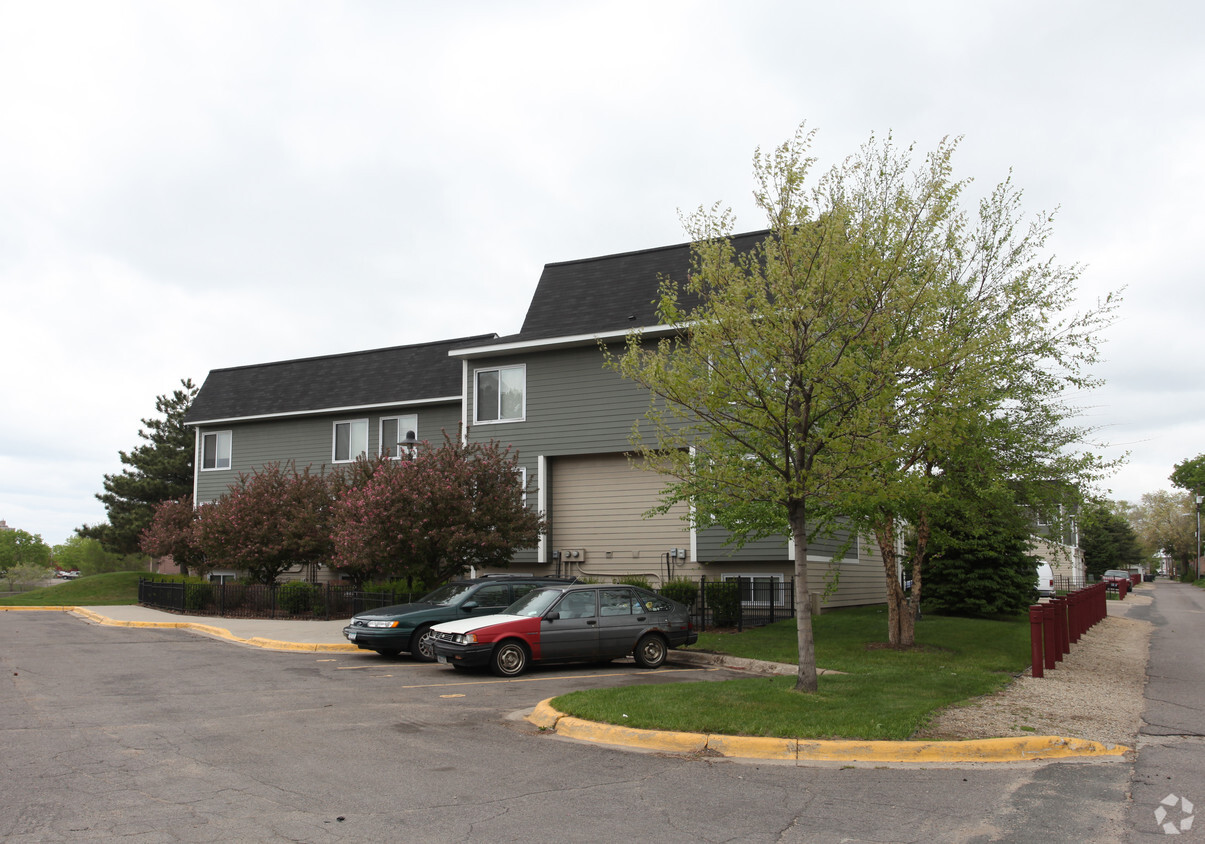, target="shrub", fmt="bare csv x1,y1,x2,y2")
614,575,652,590
277,581,320,616
184,581,214,612
704,581,741,627
366,577,429,602
660,578,699,608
